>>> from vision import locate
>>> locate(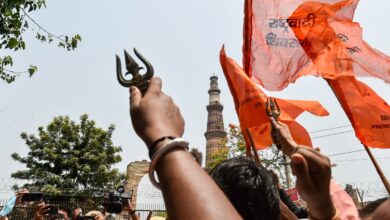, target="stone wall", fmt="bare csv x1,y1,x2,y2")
125,160,150,207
